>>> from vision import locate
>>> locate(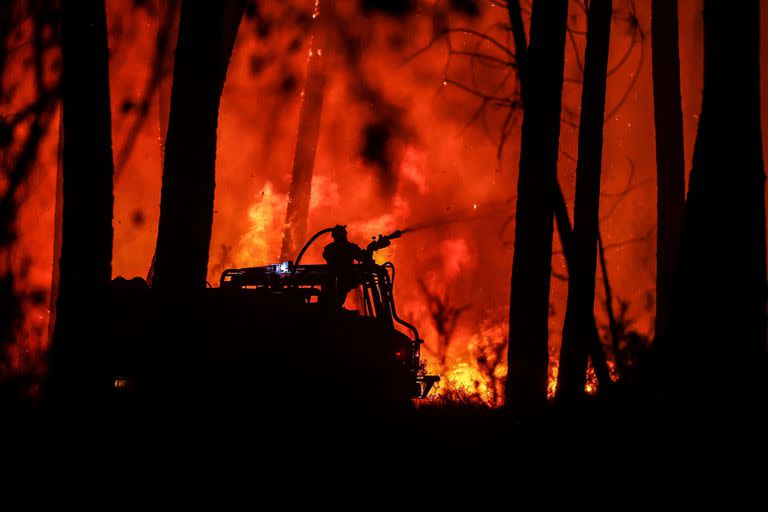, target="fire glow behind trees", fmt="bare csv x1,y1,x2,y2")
2,0,767,405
